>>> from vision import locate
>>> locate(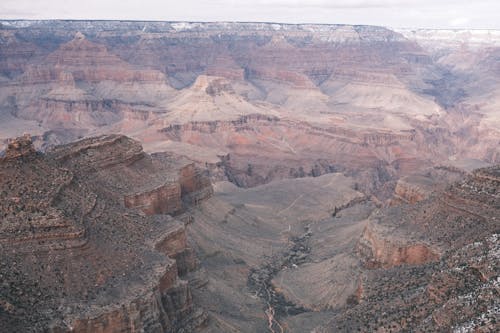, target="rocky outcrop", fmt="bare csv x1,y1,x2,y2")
179,163,214,205
392,168,466,204
393,176,433,204
51,135,214,216
318,166,500,332
122,162,213,215
3,134,36,159
124,183,182,215
50,134,145,170
358,166,500,271
204,77,237,96
0,136,87,252
154,221,198,276
357,222,440,268
321,233,499,332
49,262,194,333
0,134,210,332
